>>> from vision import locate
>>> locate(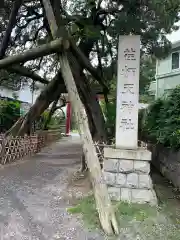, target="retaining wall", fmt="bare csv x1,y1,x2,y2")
148,143,180,190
